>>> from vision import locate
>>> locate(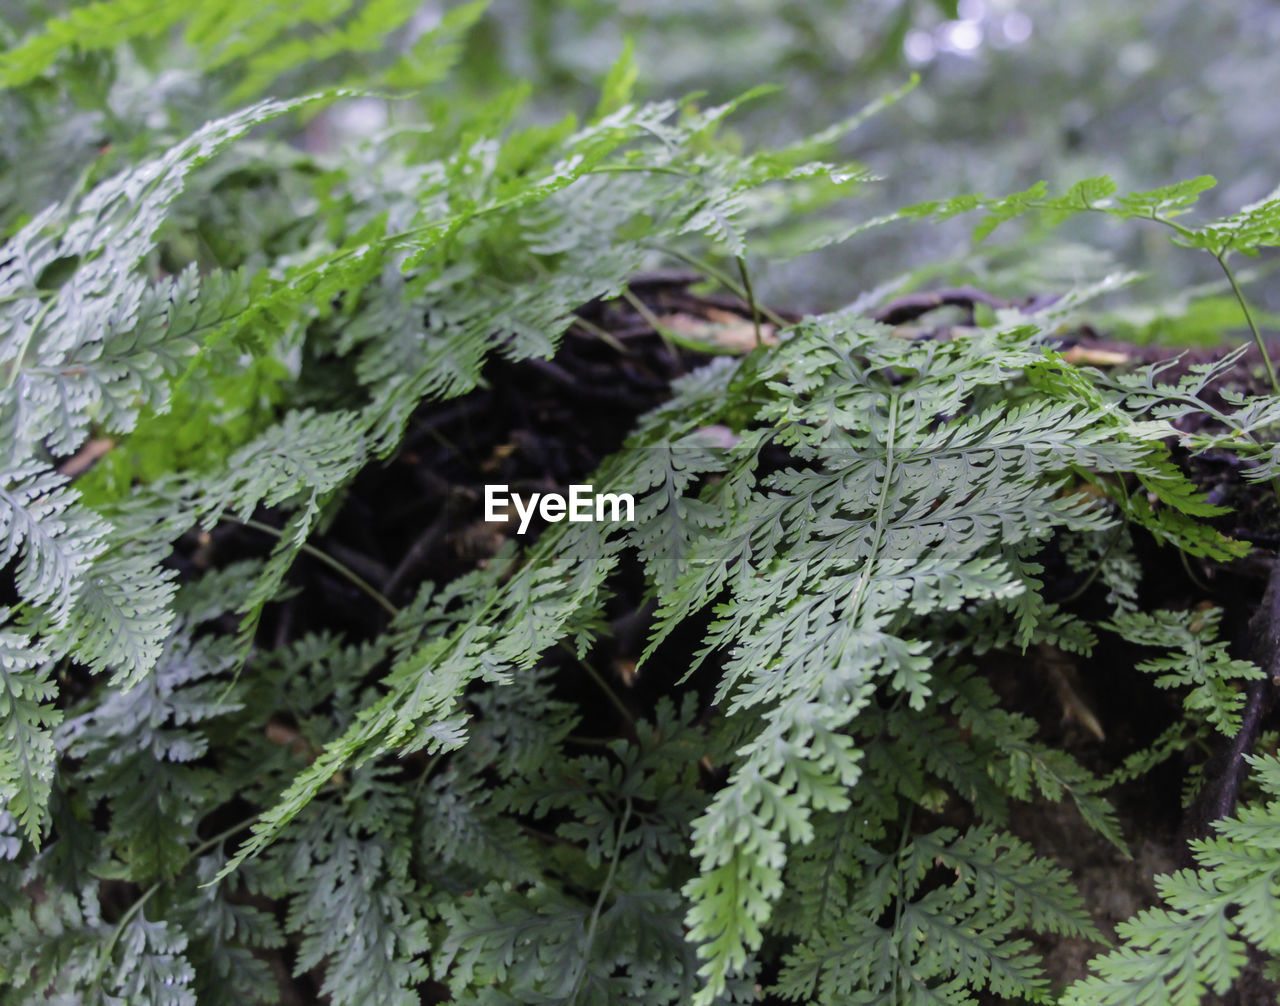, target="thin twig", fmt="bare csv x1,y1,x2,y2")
238,517,400,618
383,511,453,598
890,804,916,1006
736,254,764,349
567,798,633,1006
650,243,790,327
1215,251,1280,396
570,314,630,354
1179,548,1214,595
559,641,635,729
619,287,683,367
